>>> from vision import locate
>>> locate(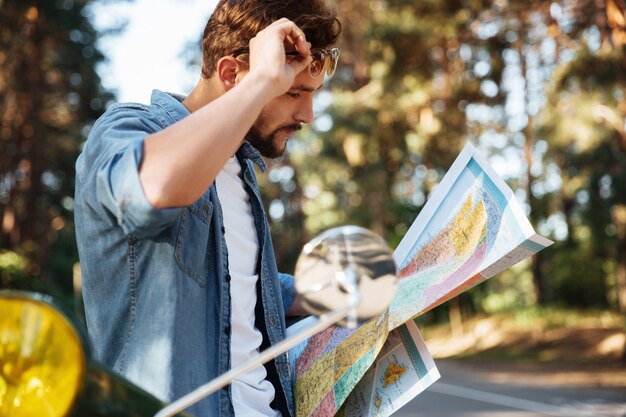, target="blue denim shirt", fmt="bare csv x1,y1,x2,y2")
74,90,297,417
